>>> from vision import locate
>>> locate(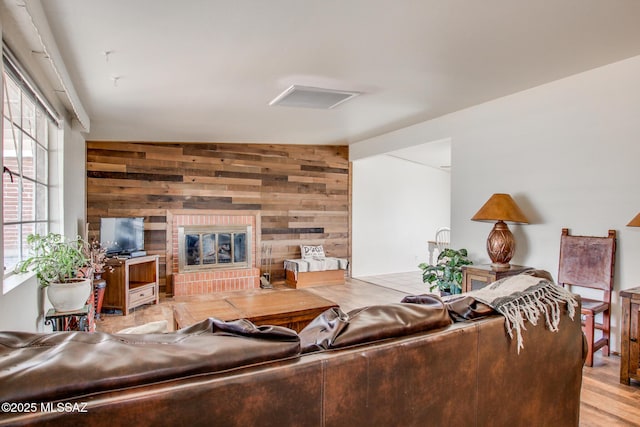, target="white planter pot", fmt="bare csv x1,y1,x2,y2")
46,278,92,313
